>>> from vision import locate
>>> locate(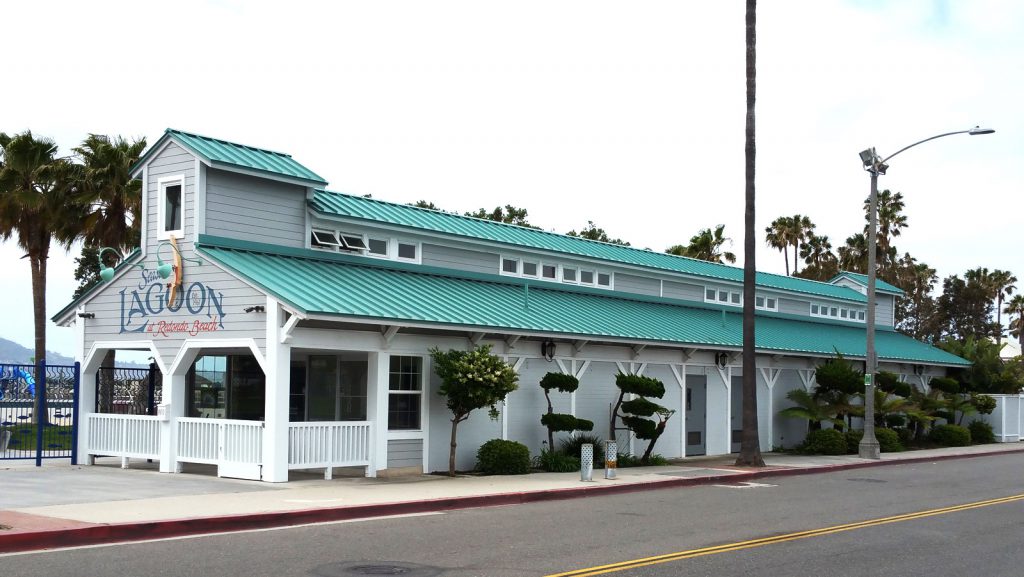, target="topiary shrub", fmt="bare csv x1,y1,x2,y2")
539,372,593,452
533,449,580,472
875,428,904,452
609,373,675,464
561,434,605,468
970,394,997,416
968,420,996,444
801,428,847,455
476,439,531,475
930,424,971,447
929,377,960,395
845,429,864,454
